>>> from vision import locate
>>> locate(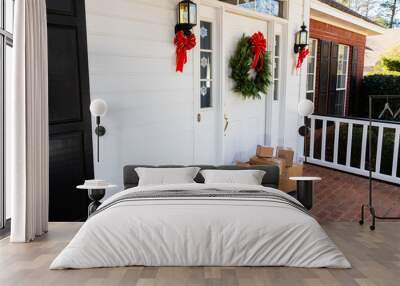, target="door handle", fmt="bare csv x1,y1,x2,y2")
224,114,229,135
197,113,201,122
